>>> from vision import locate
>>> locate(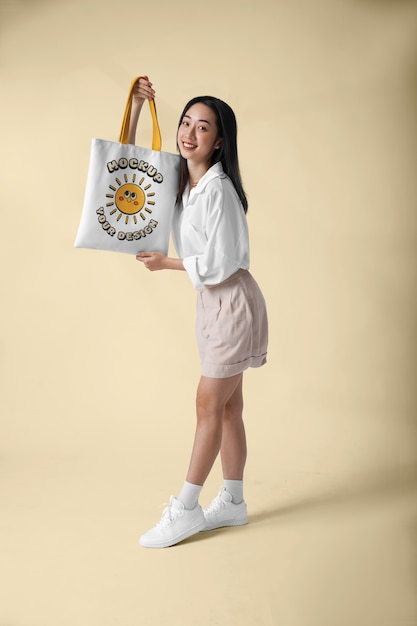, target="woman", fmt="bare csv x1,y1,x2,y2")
128,77,268,548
